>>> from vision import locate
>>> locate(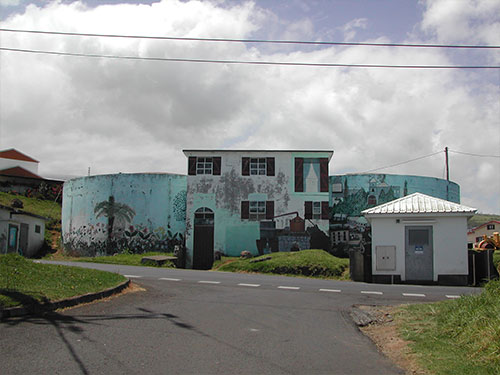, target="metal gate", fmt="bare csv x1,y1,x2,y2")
405,226,433,281
193,207,214,270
